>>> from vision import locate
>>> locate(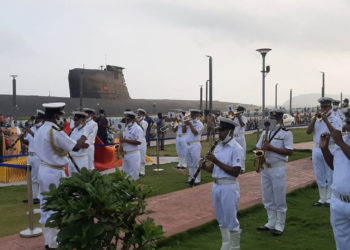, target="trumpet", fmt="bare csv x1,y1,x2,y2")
228,111,243,119
315,111,331,121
